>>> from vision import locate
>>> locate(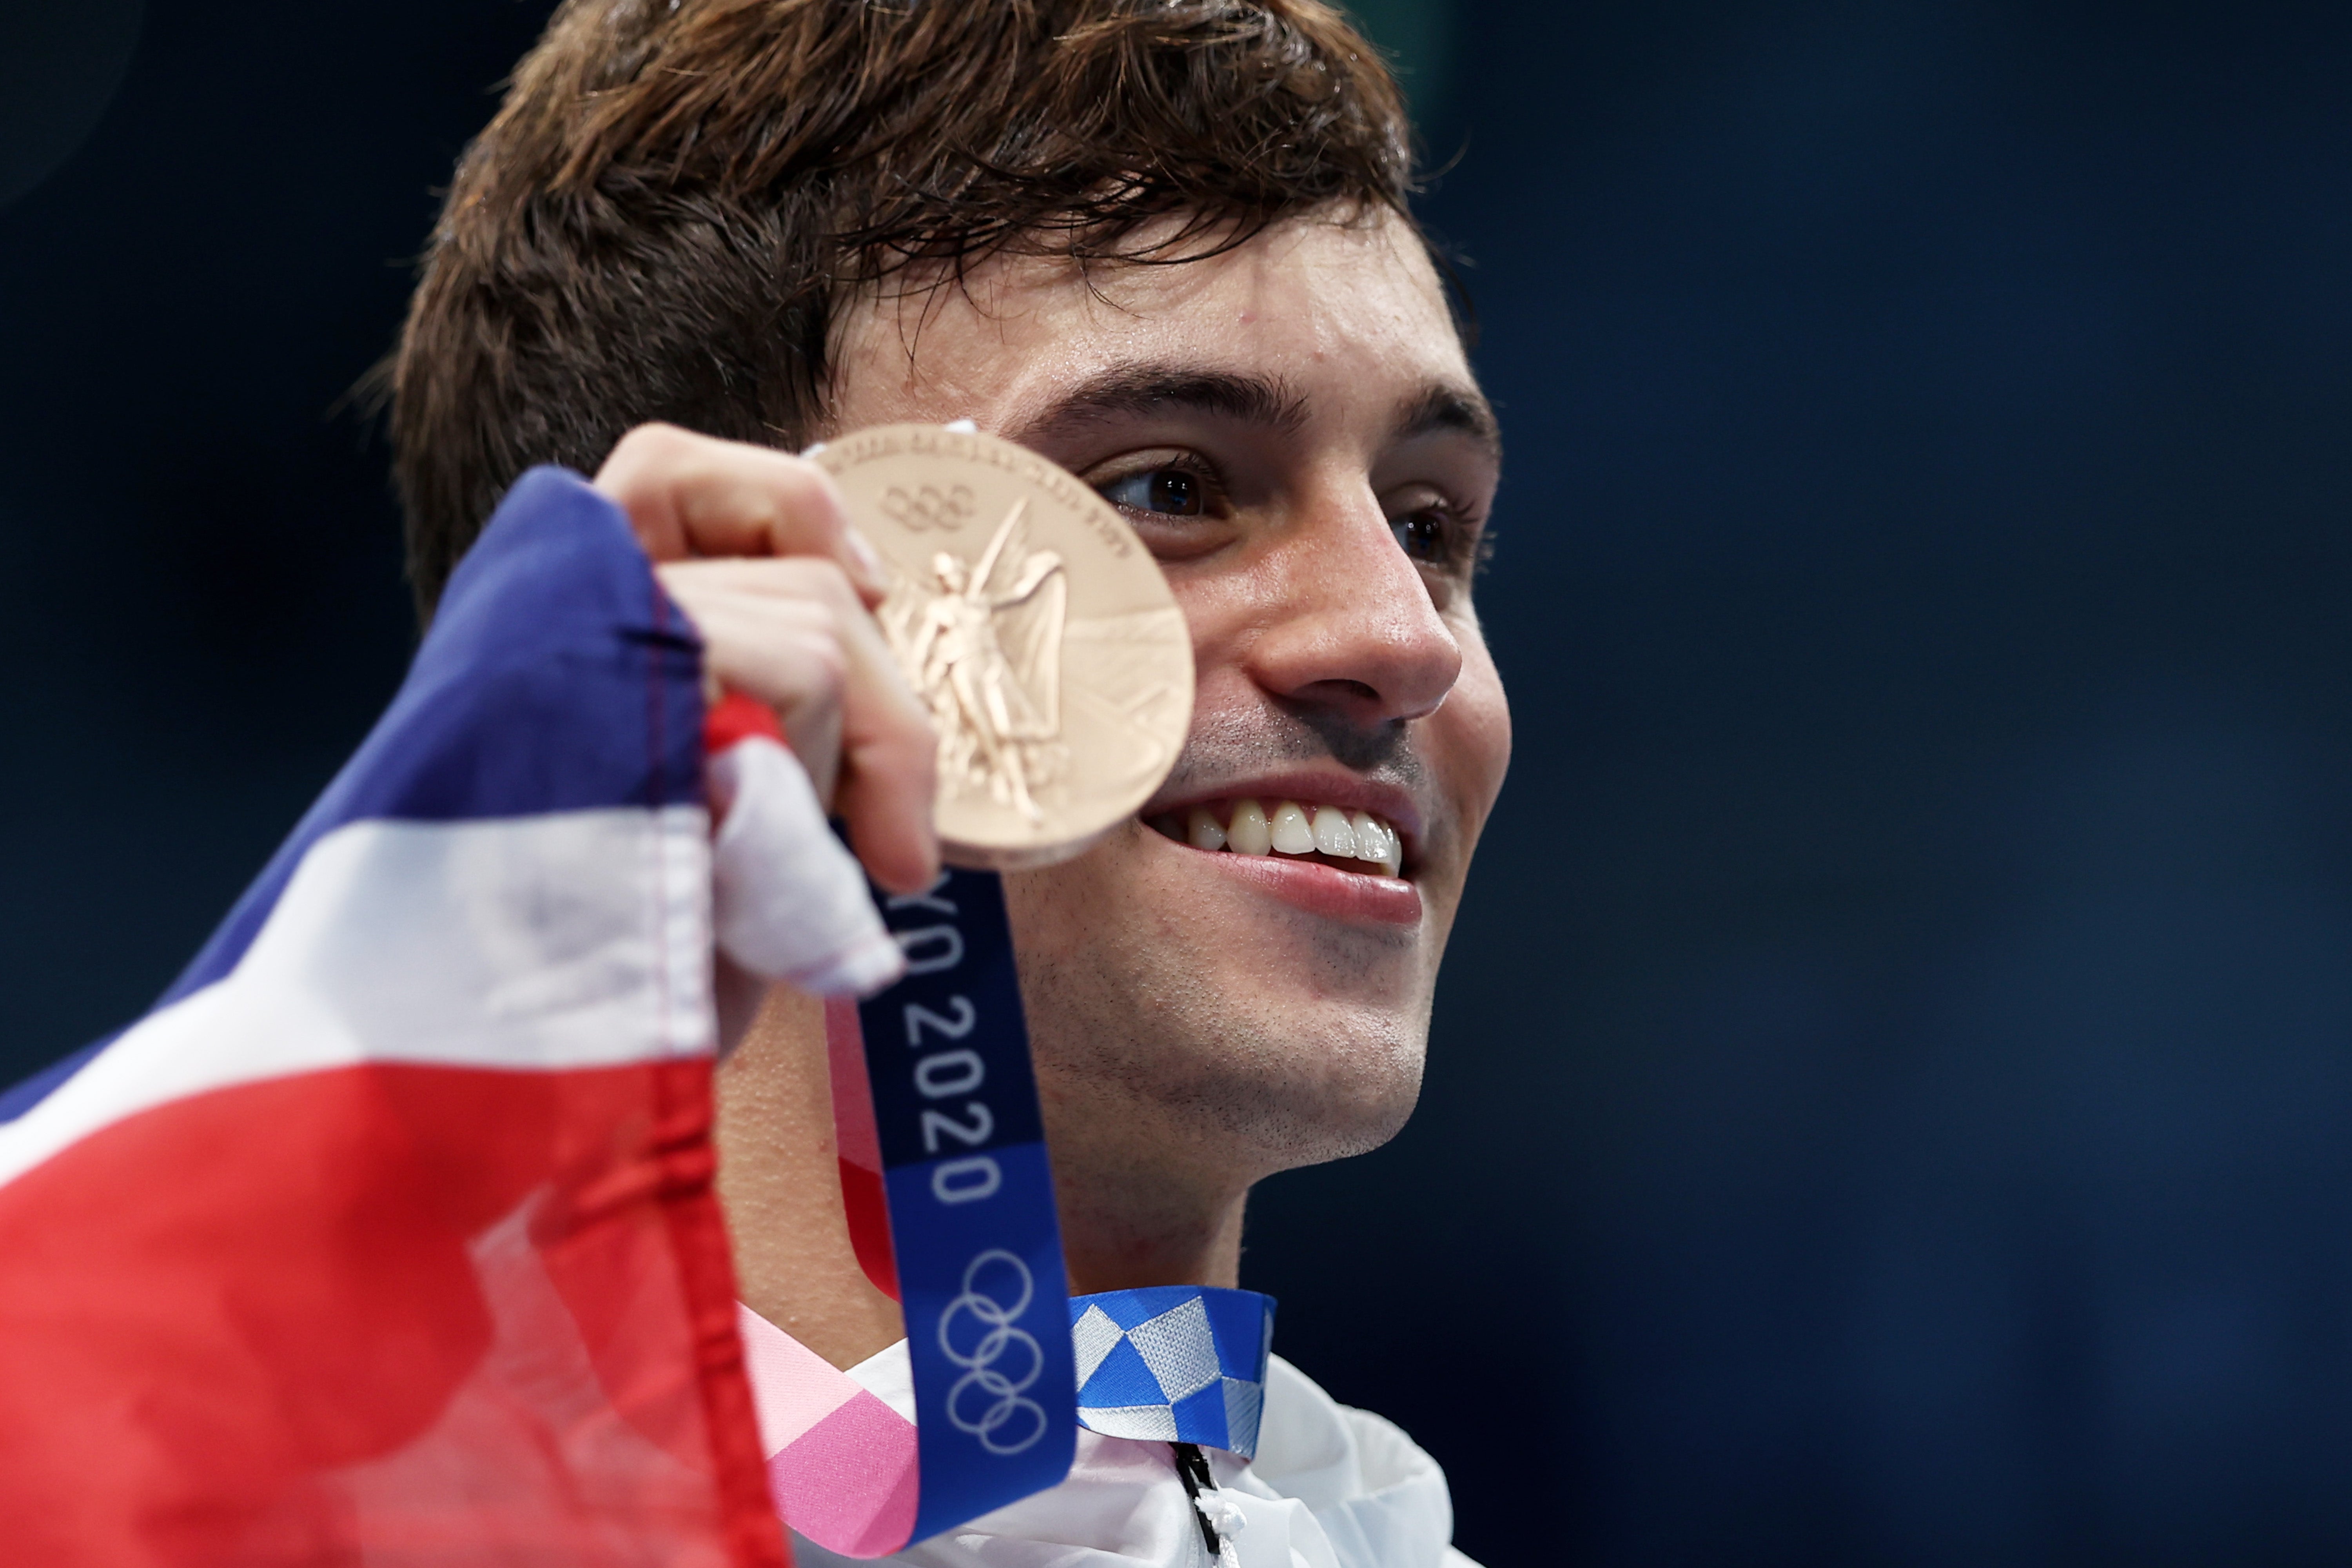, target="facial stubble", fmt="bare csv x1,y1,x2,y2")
1002,711,1449,1202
